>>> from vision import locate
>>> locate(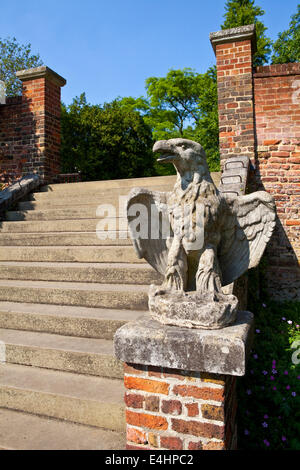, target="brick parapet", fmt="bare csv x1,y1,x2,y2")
124,364,237,451
0,66,66,183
